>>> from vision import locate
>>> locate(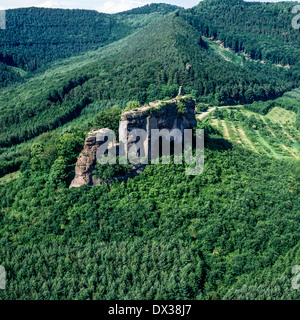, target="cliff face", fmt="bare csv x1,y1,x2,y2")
69,129,111,188
120,96,196,160
70,95,196,188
